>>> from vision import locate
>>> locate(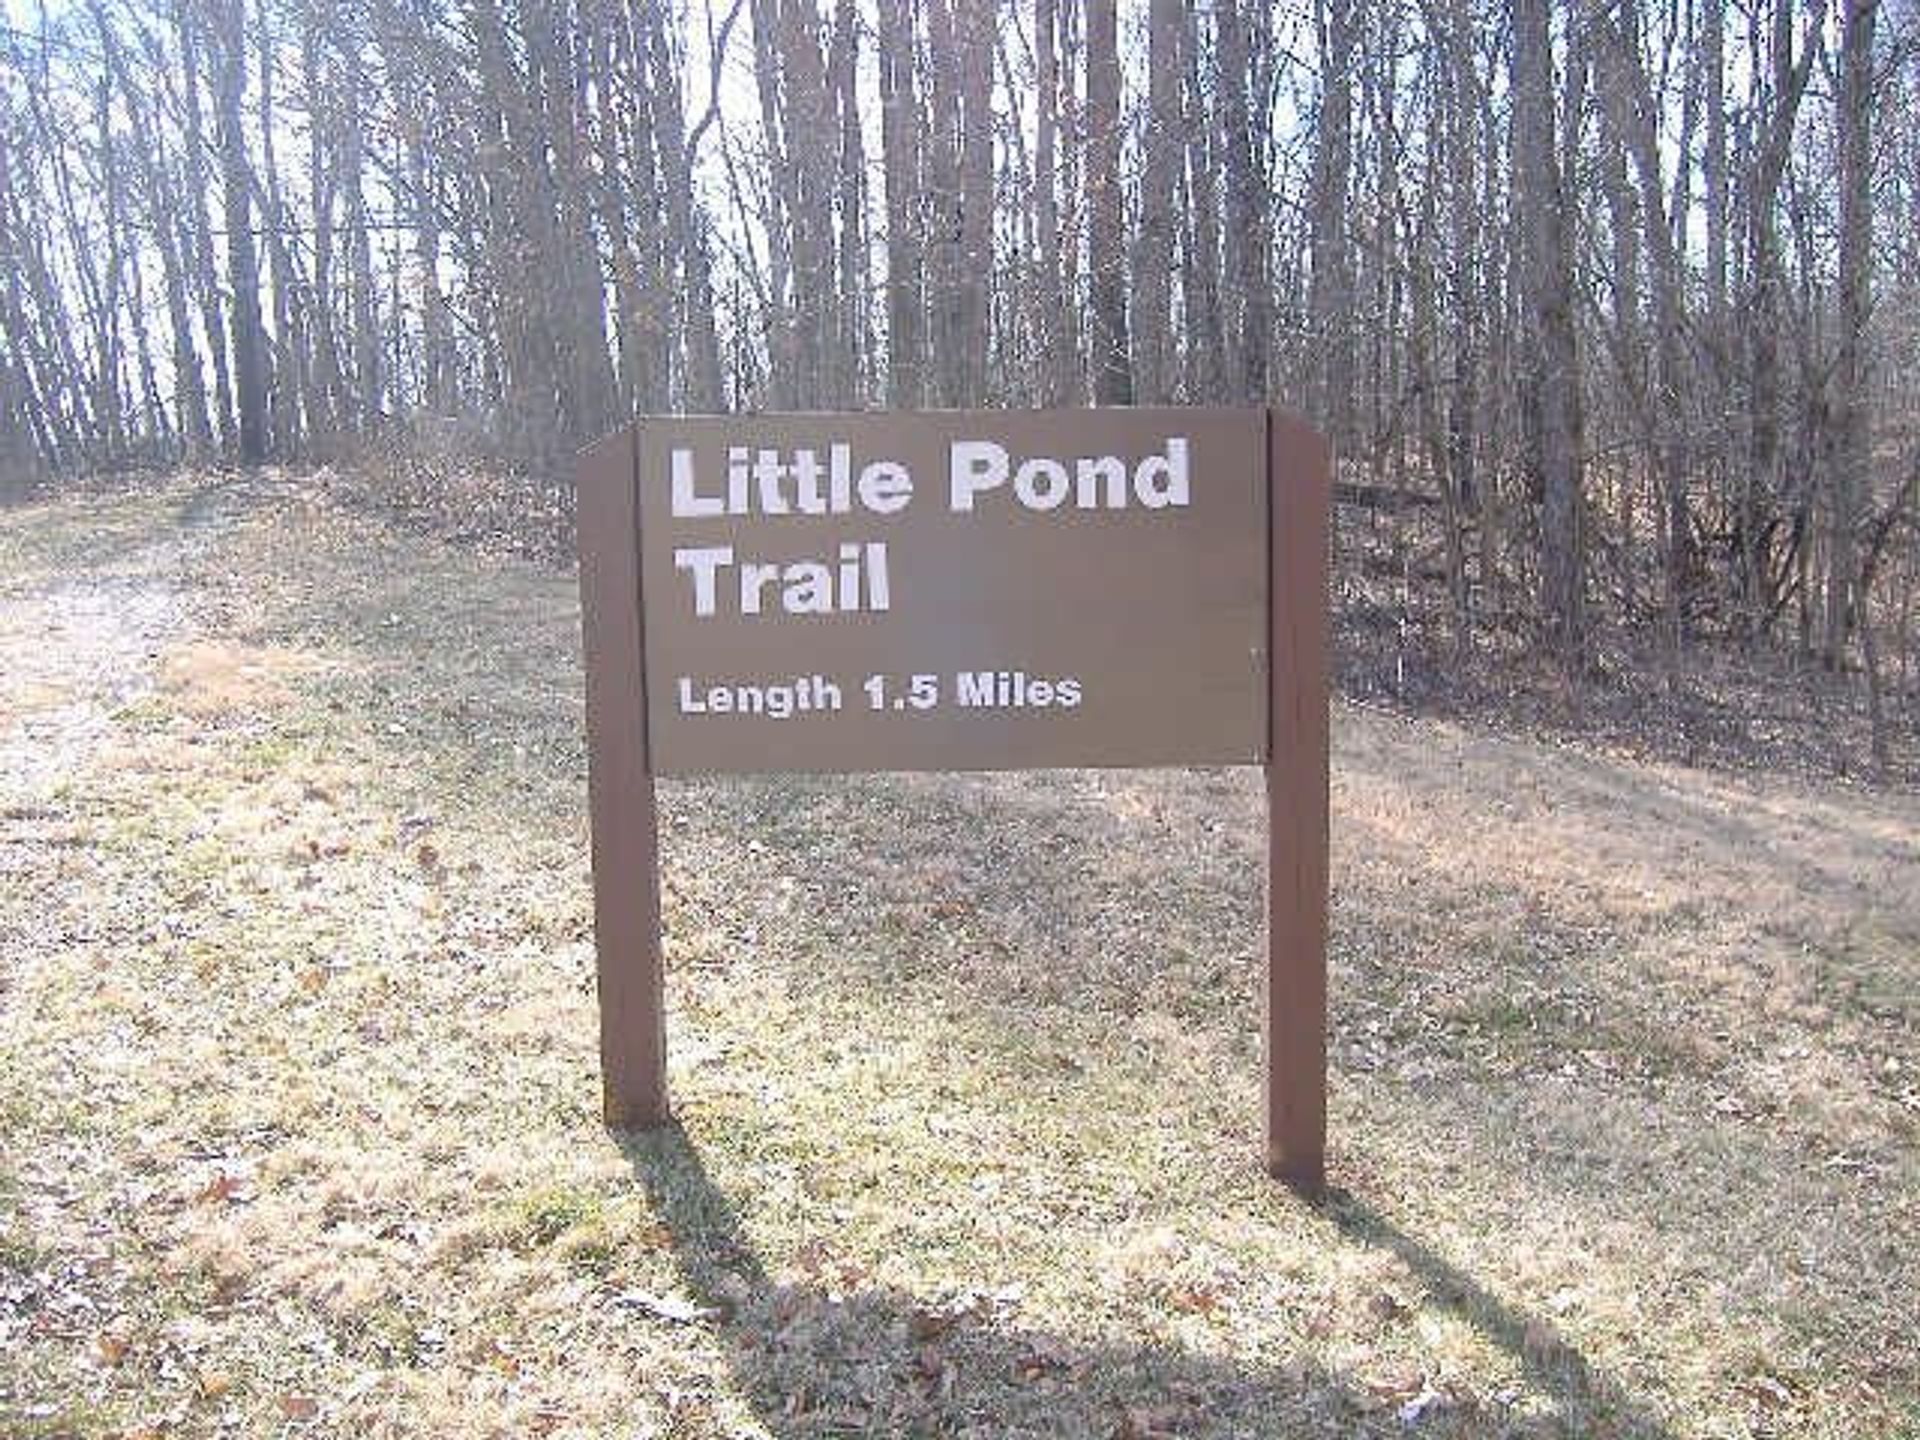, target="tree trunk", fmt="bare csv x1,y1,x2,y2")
1598,4,1691,653
1031,0,1071,402
877,0,925,407
1827,0,1877,664
1132,0,1180,404
831,0,870,403
178,0,235,454
1085,0,1131,404
773,0,840,407
1512,0,1585,659
955,0,994,404
644,0,725,412
1218,0,1268,401
257,0,302,453
1307,0,1353,441
1181,3,1225,401
923,0,964,404
341,49,382,429
303,12,342,442
1745,0,1820,642
213,0,268,461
